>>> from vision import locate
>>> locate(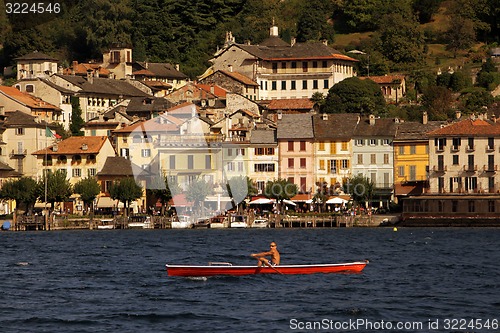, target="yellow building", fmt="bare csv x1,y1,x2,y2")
393,115,445,202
